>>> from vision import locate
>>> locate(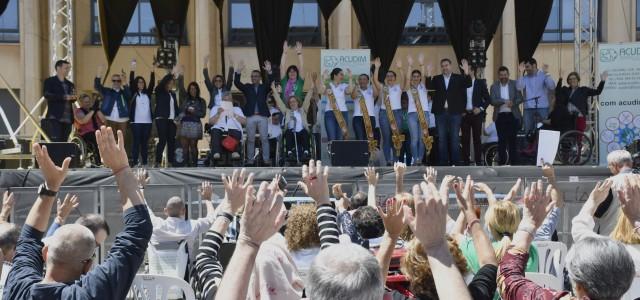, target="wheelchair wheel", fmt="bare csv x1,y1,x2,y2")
69,135,88,166
483,144,508,166
556,130,593,165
